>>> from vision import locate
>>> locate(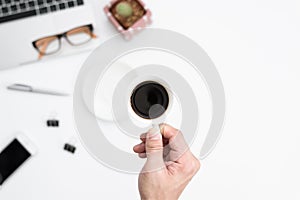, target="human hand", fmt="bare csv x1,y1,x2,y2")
133,124,200,200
